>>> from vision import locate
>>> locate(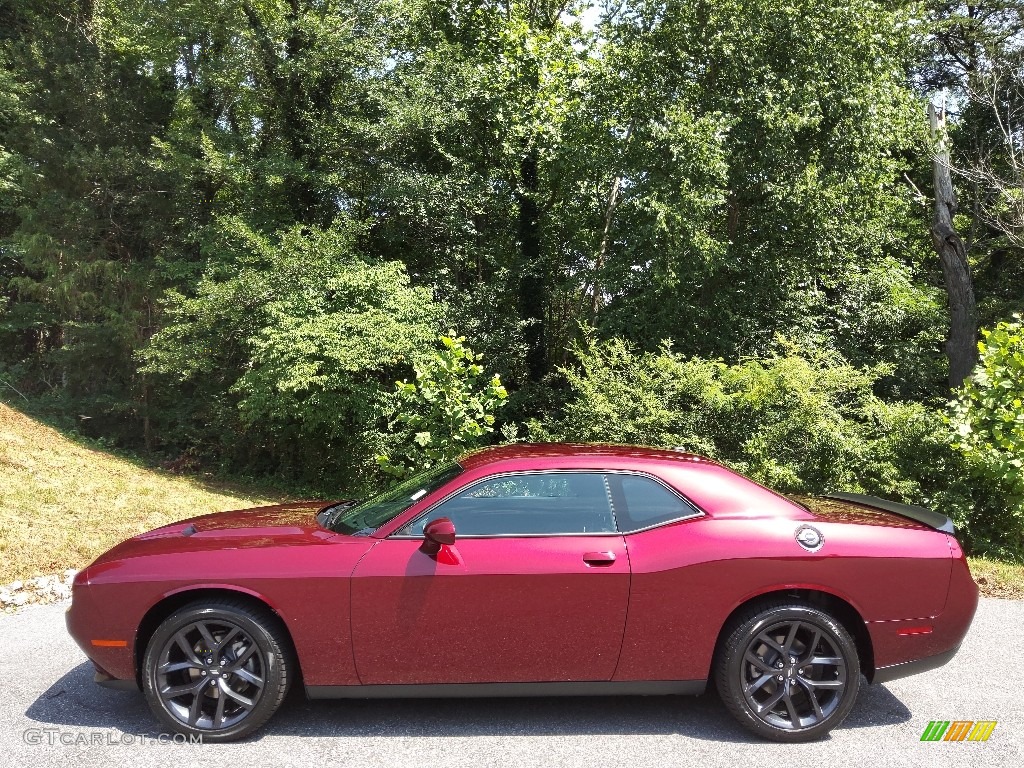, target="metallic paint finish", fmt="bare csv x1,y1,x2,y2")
64,443,978,696
305,680,706,698
350,536,630,684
